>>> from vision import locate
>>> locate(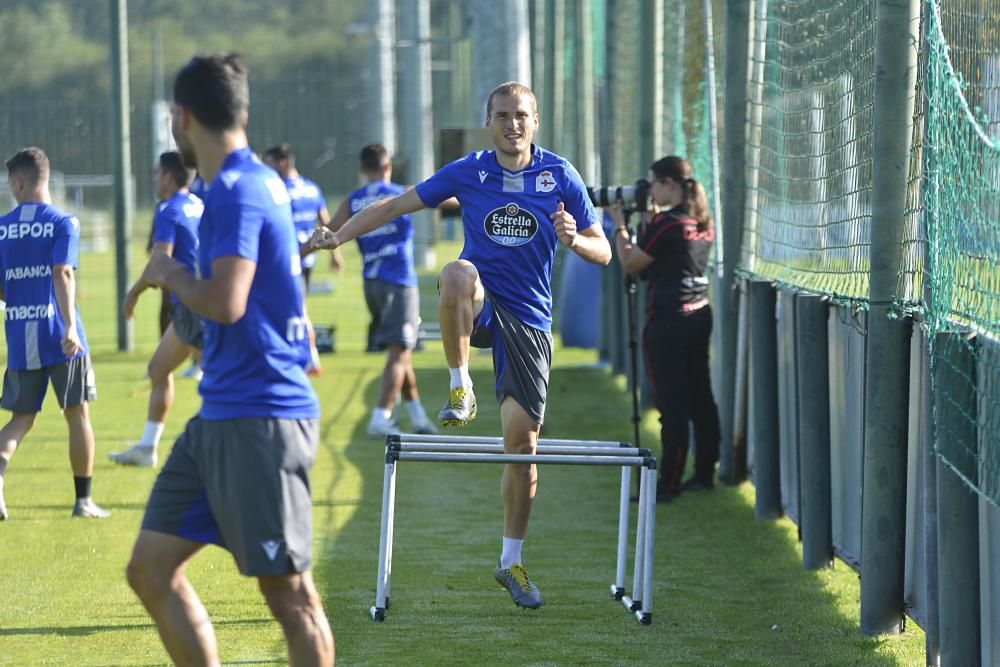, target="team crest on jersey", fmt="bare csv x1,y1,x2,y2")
535,170,556,193
484,203,538,247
